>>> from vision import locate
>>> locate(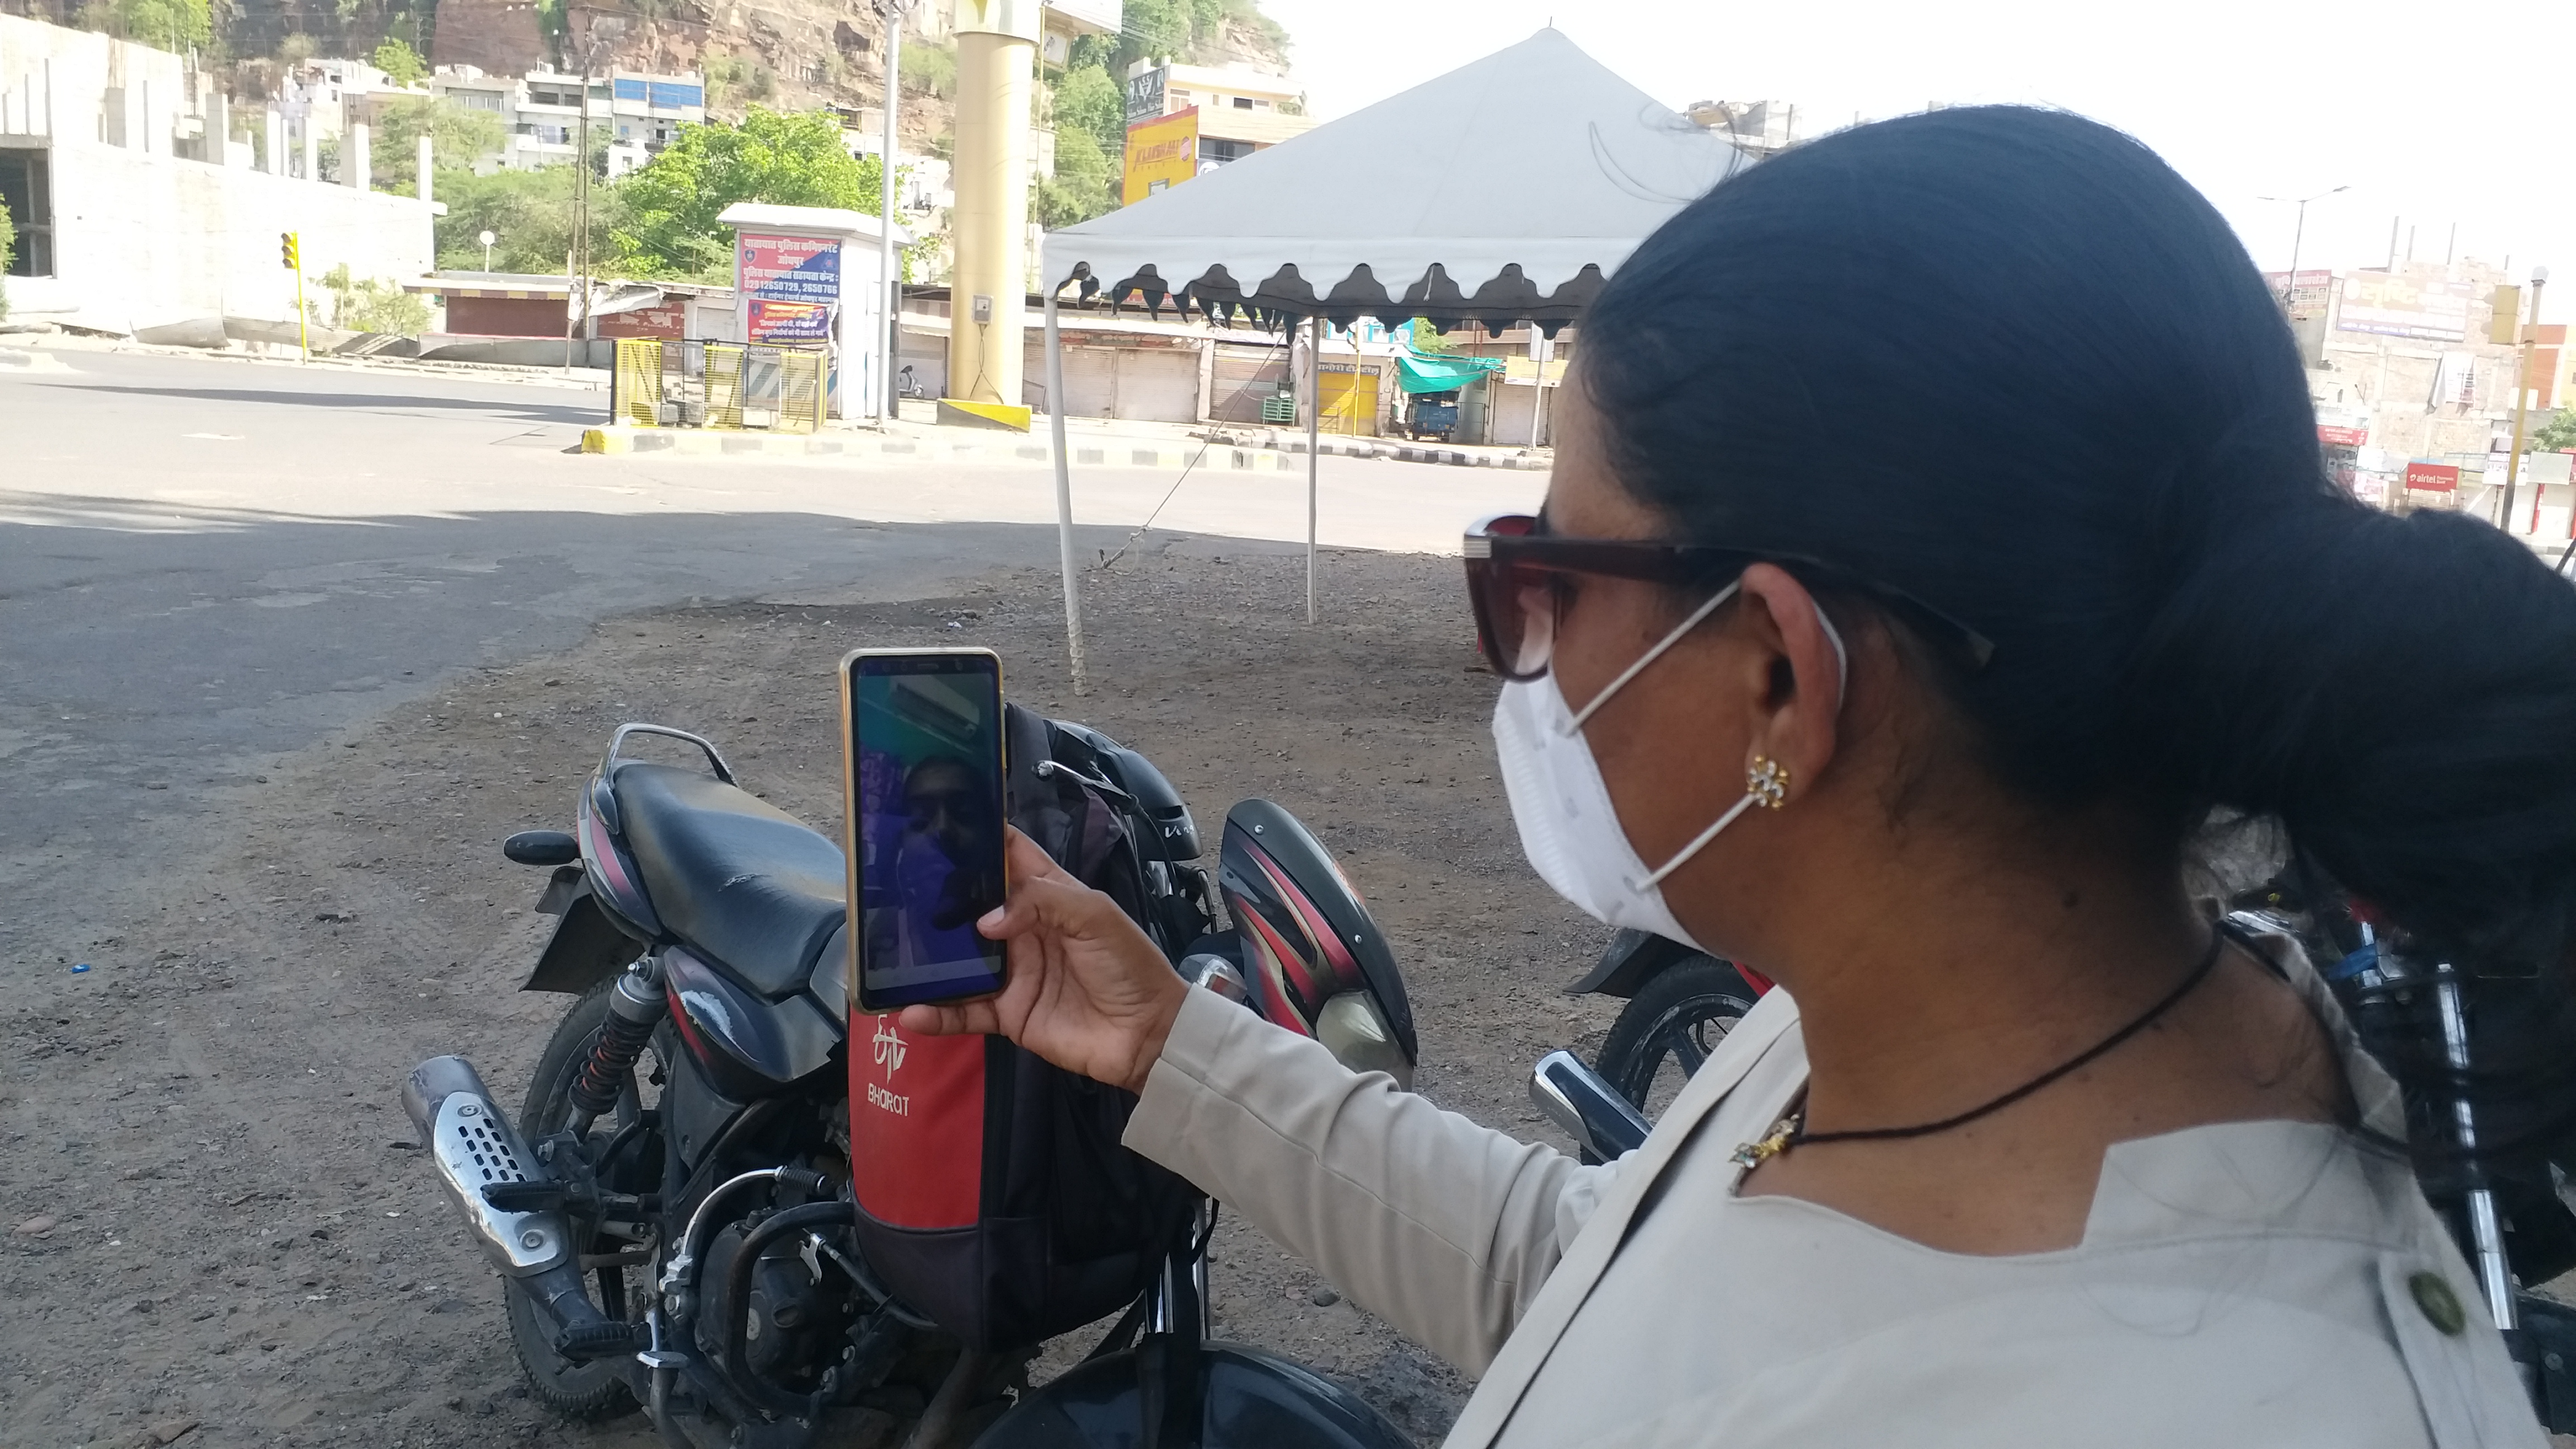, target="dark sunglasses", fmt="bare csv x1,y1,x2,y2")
1462,513,1998,683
